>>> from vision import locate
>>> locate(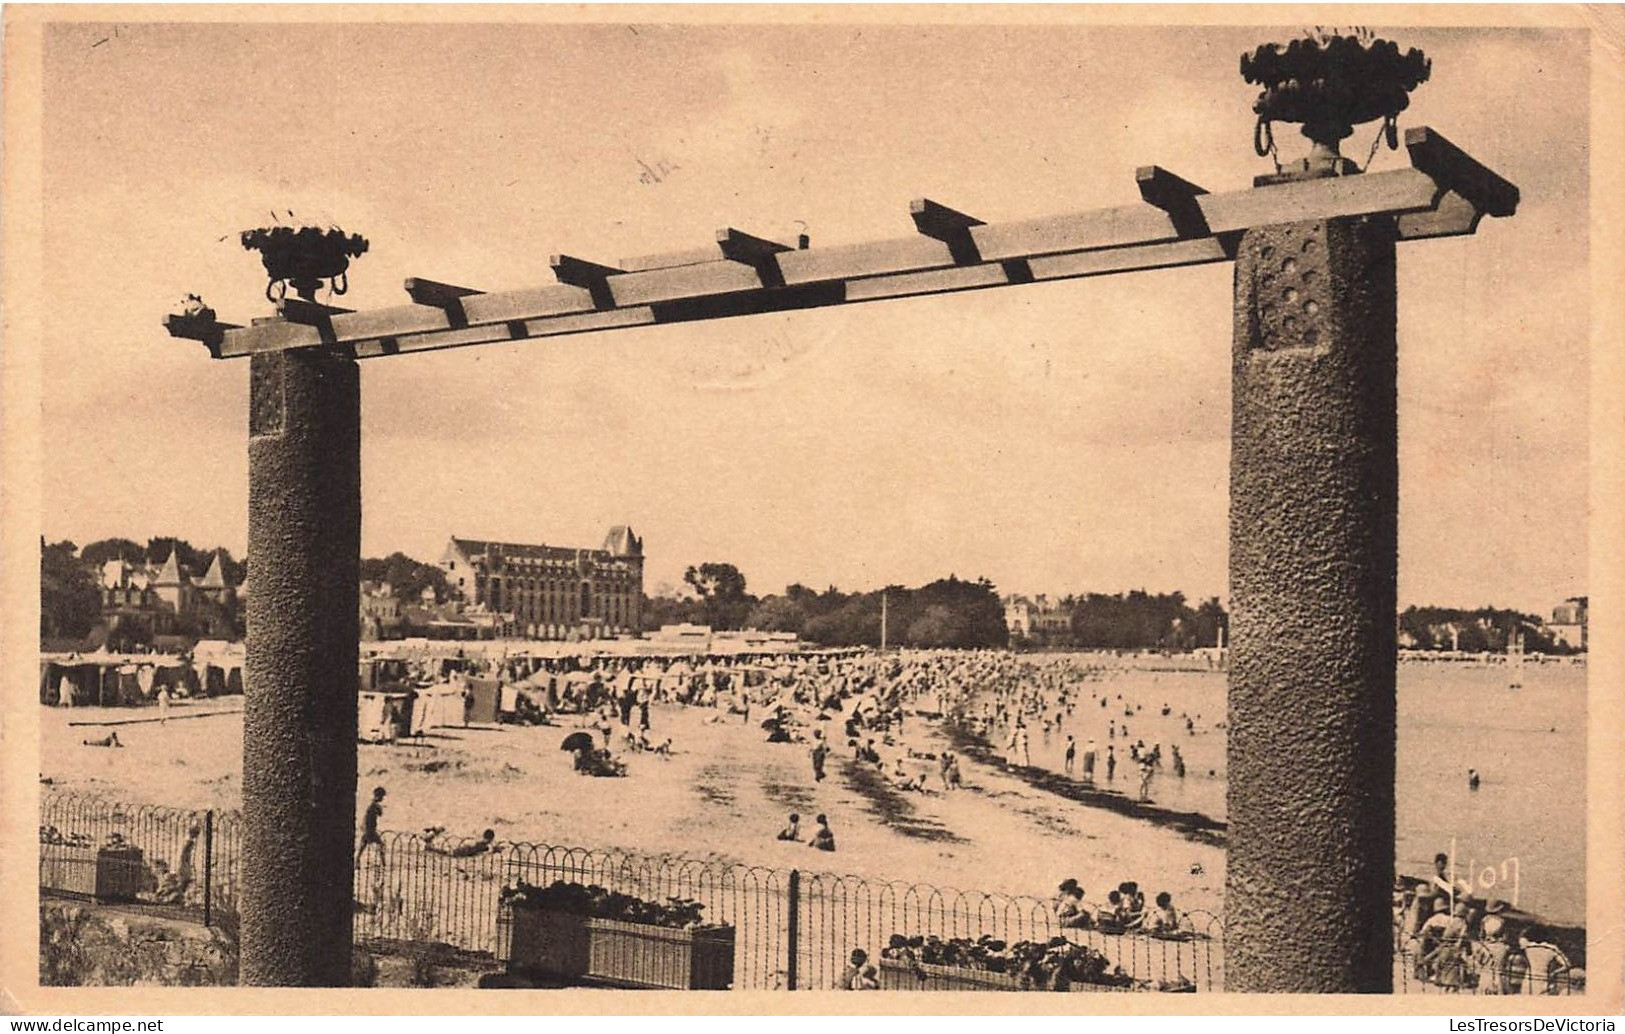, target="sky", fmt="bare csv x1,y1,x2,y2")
30,17,1590,613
